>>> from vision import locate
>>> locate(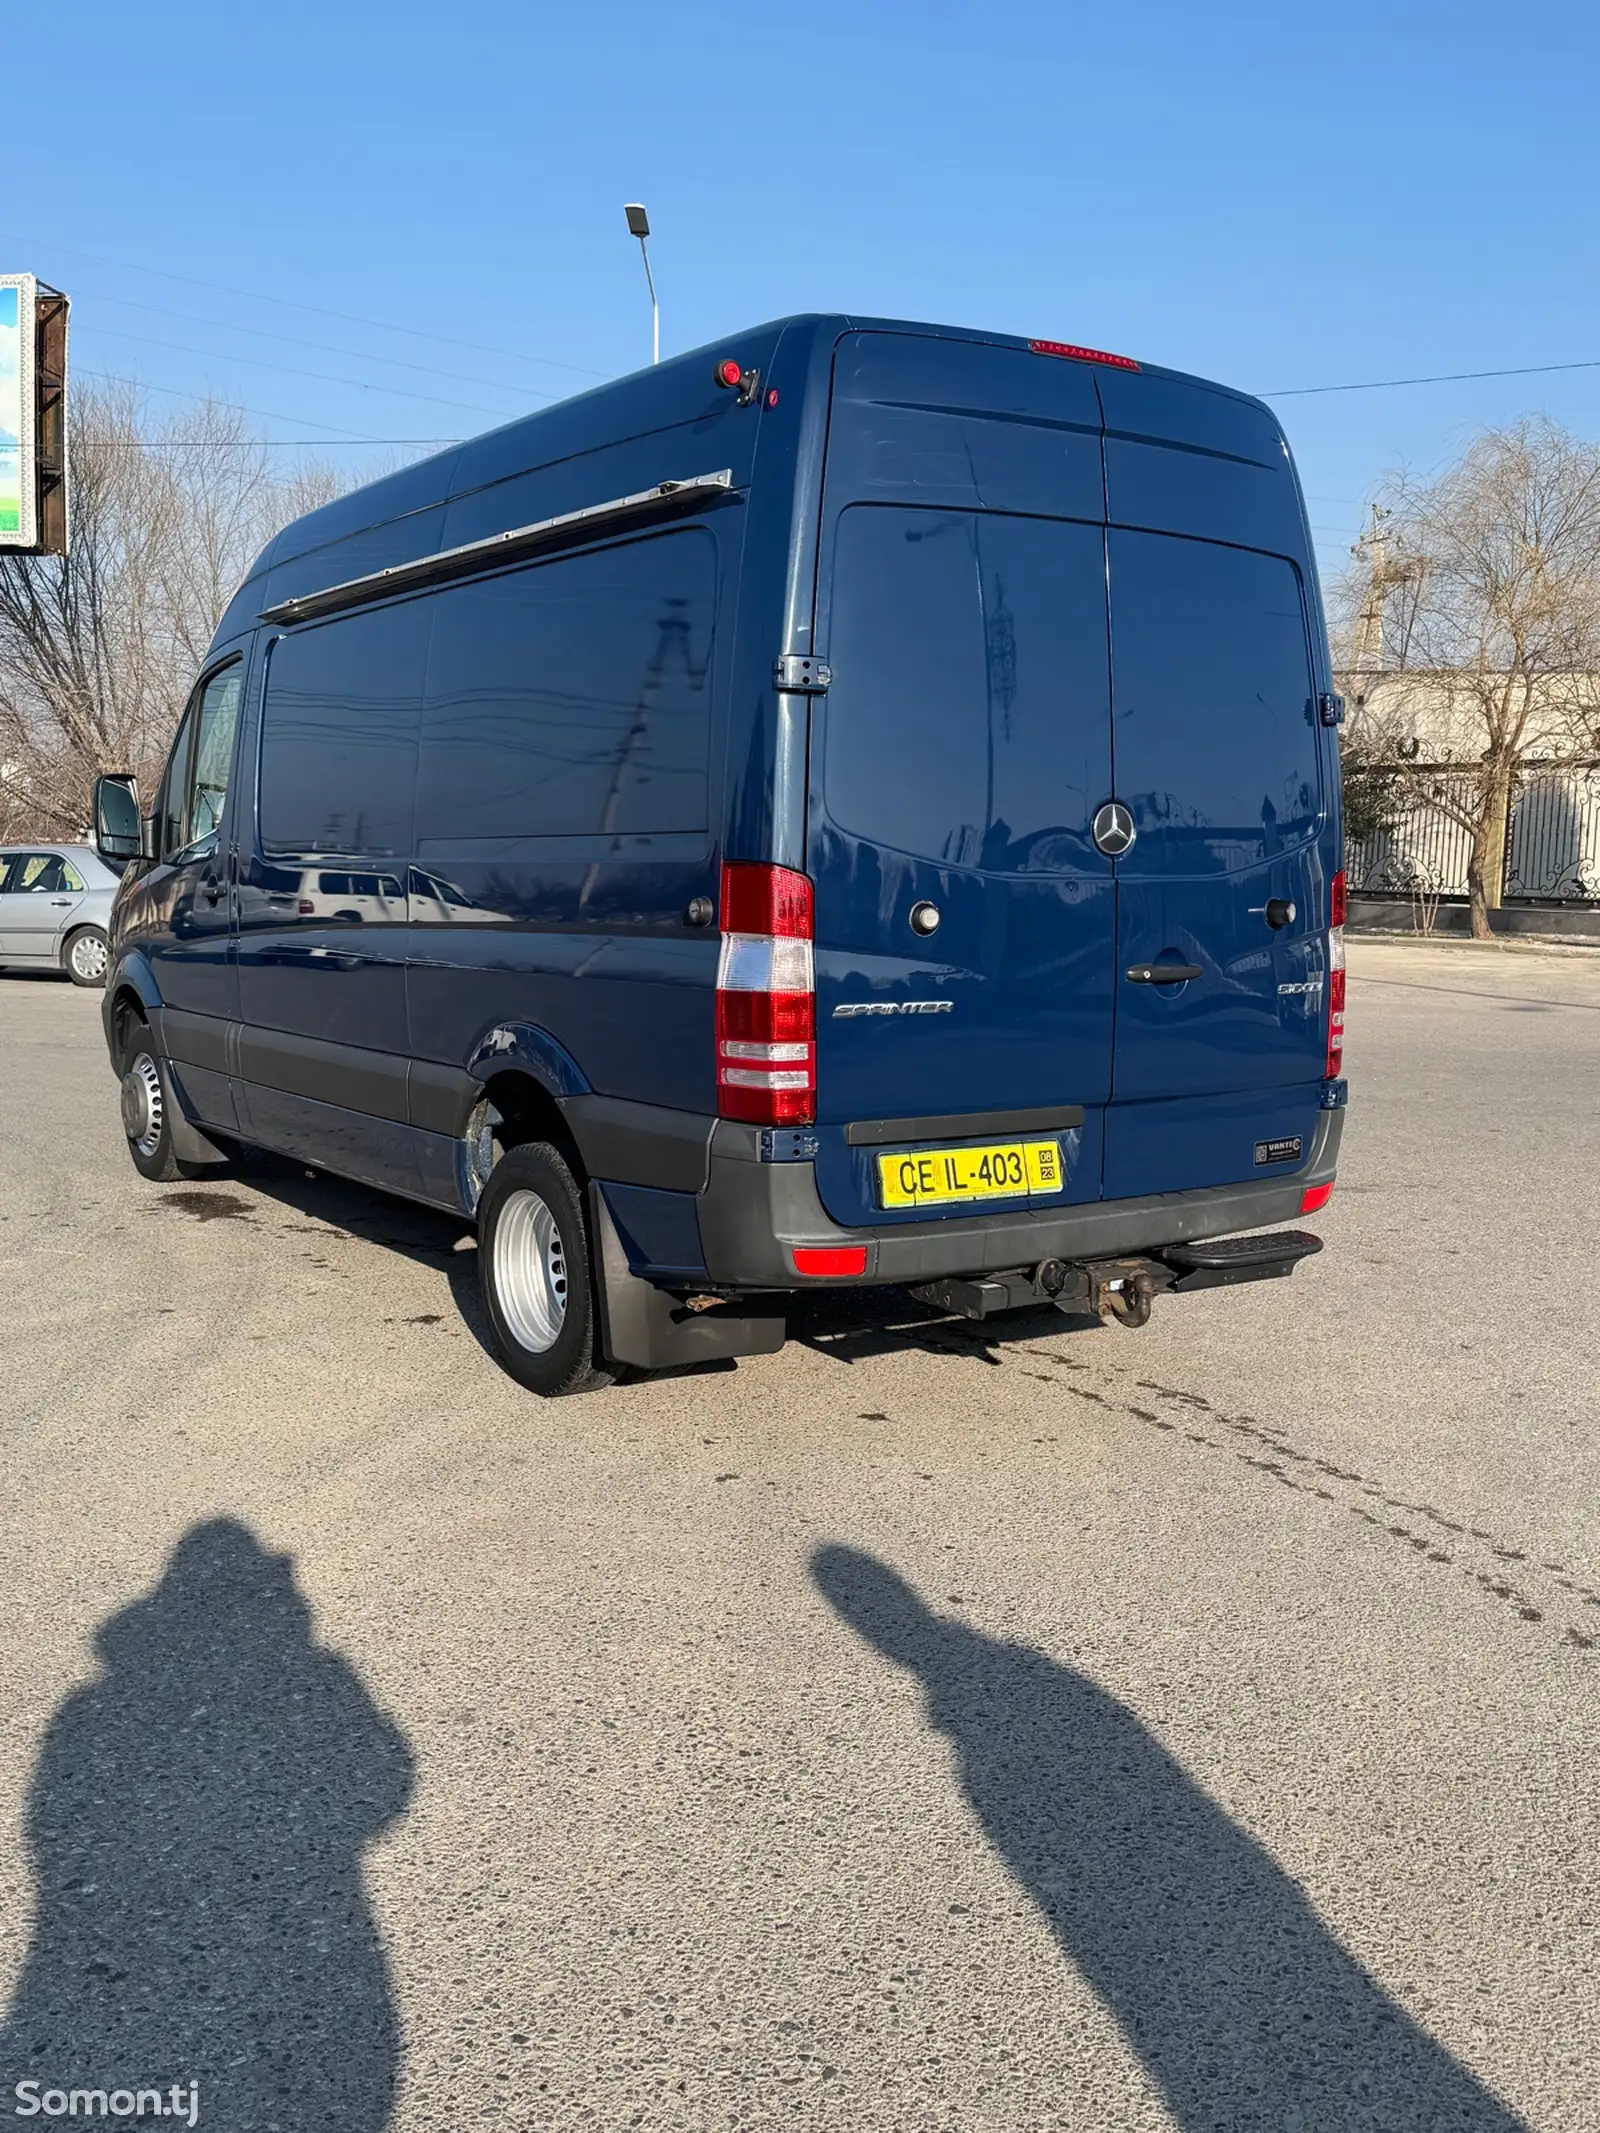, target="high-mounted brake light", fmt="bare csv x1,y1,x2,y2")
716,862,815,1125
1326,868,1347,1080
1029,339,1141,372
